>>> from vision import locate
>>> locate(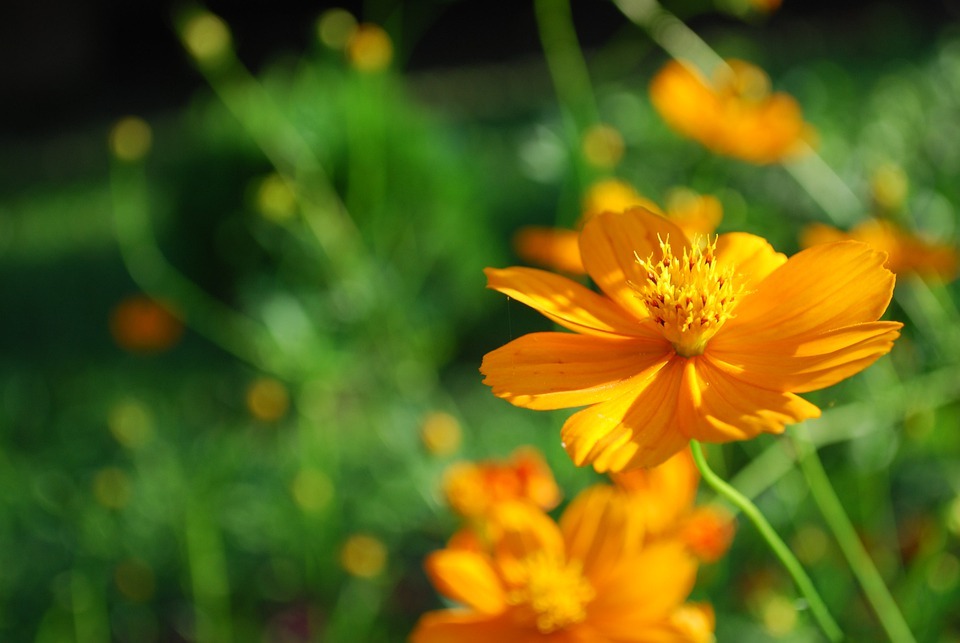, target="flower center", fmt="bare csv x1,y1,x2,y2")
506,553,595,633
633,235,740,357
